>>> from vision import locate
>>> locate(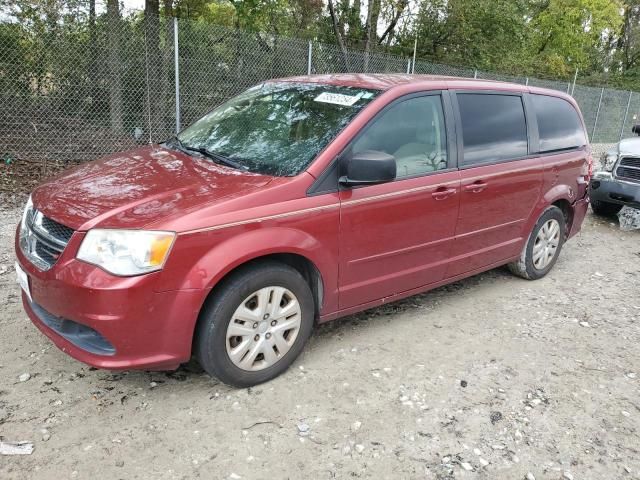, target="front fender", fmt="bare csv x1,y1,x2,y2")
200,227,330,290
157,224,339,313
